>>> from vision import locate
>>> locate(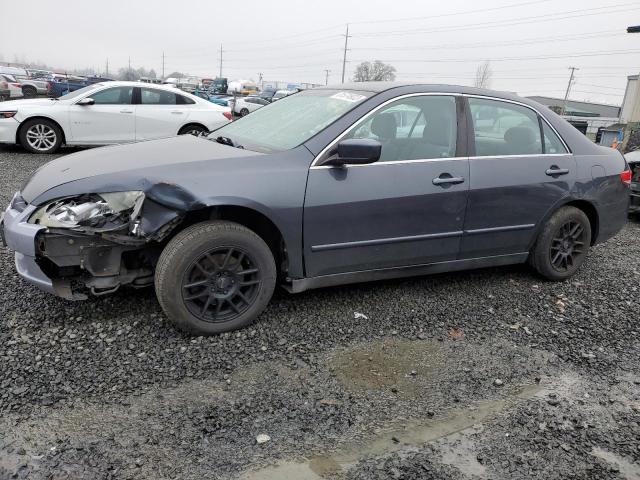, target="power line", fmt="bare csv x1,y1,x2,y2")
350,31,624,52
350,0,553,25
354,3,640,37
351,48,640,64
